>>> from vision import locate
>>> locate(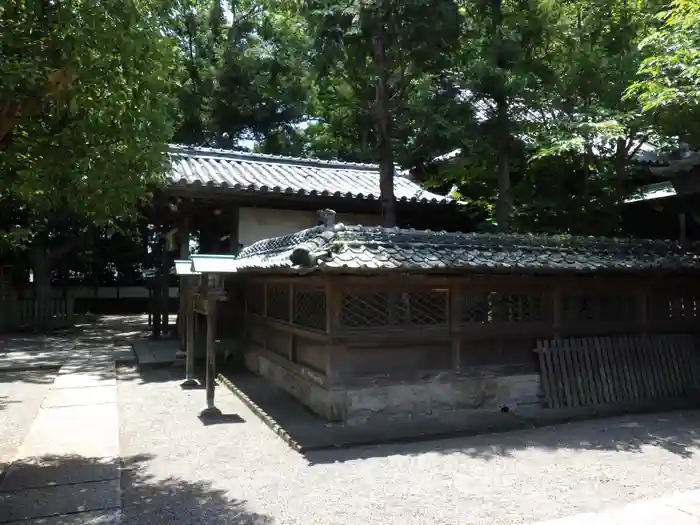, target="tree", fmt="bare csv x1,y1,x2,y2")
0,0,177,329
628,0,700,147
212,1,312,150
300,0,462,226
